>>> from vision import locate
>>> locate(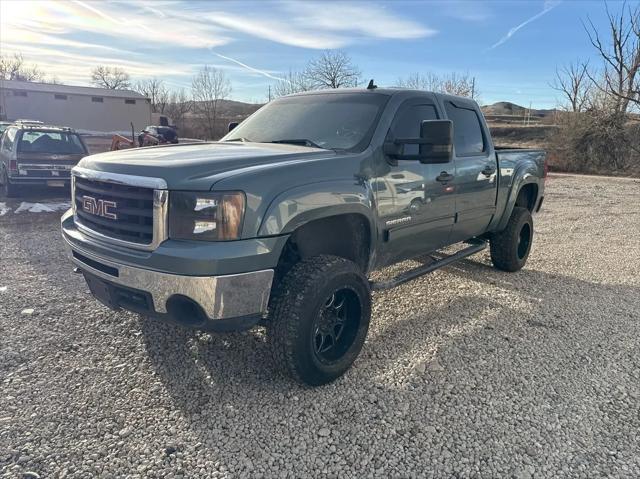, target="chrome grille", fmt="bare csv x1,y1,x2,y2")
71,167,168,251
74,177,154,244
